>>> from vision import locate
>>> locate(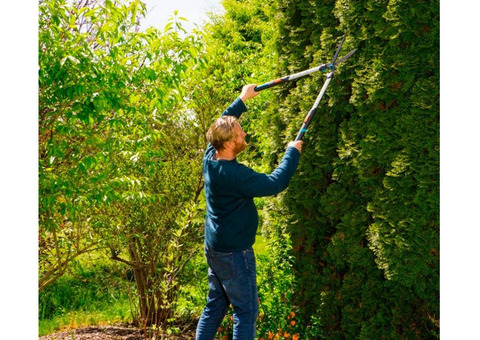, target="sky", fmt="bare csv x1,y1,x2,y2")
139,0,225,32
